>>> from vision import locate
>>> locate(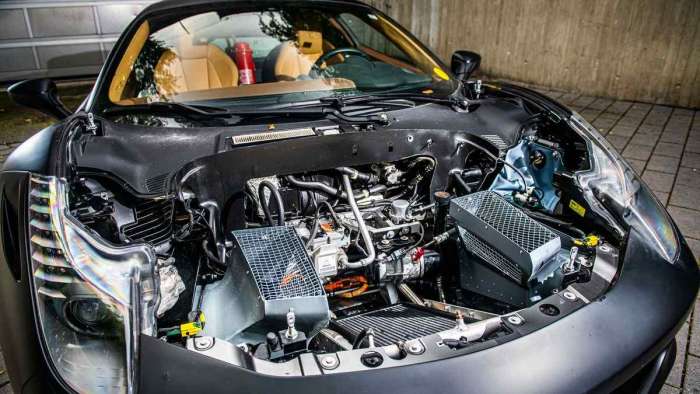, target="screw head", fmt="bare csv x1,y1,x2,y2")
406,340,425,355
320,355,339,370
507,315,523,326
562,291,577,301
